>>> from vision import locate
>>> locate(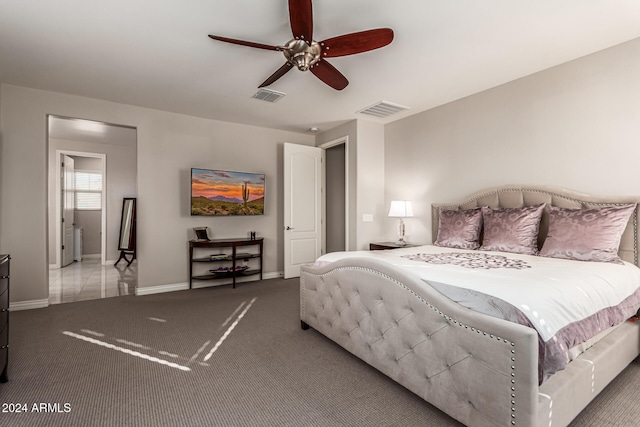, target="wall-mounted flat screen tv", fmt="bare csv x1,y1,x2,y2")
191,168,265,216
